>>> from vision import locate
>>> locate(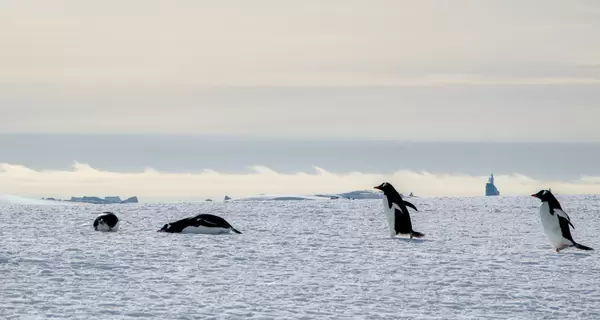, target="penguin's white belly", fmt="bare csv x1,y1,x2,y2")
181,225,230,234
539,203,572,248
382,197,396,236
97,221,119,232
